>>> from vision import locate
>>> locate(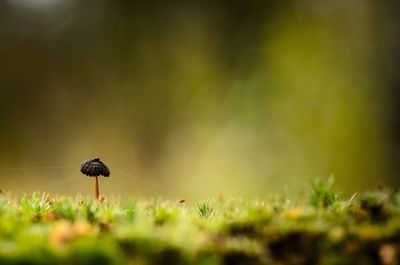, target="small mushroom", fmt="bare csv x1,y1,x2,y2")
80,158,110,201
